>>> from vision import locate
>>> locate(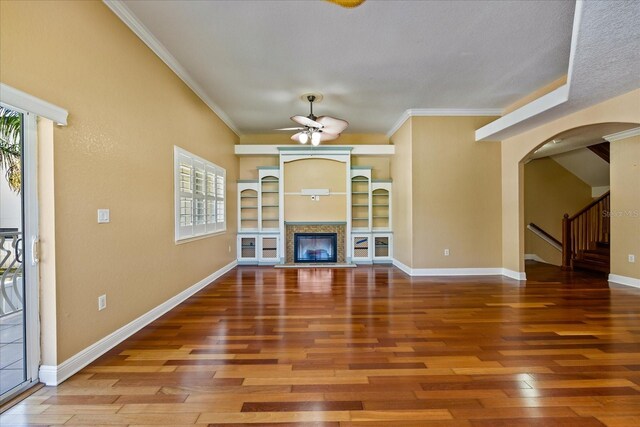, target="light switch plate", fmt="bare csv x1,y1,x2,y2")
97,209,110,223
629,254,636,263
